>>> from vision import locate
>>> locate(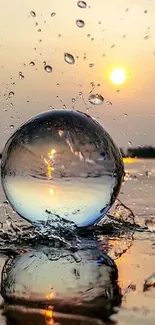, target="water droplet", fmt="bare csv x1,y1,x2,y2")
111,44,115,48
29,61,35,66
144,274,155,291
88,94,104,105
8,91,14,98
128,141,132,146
89,63,94,67
72,98,76,103
76,19,85,28
1,110,124,227
77,1,87,8
19,72,24,80
64,53,75,64
144,10,148,14
106,101,112,106
44,65,52,73
124,113,128,117
37,28,41,32
51,12,56,17
30,11,36,17
10,124,14,129
2,200,8,208
144,35,150,40
87,33,91,38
